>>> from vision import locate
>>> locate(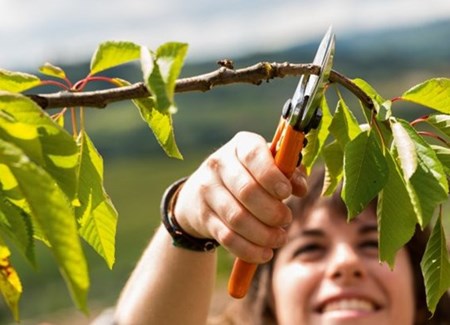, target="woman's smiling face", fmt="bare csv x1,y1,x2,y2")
272,202,415,325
